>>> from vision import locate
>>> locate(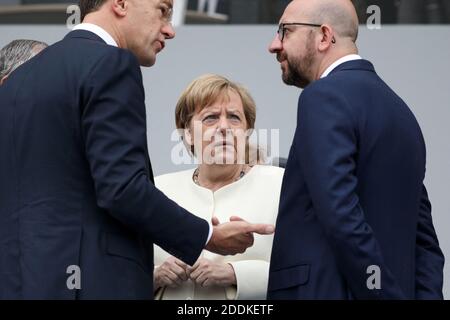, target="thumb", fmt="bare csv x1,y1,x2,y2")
211,216,220,226
245,223,275,235
229,216,245,222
